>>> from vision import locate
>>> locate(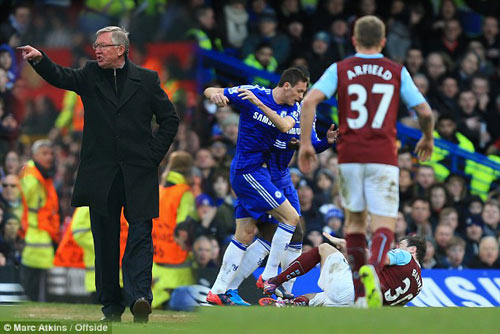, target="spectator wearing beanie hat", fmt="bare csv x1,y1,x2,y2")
241,8,291,66
306,31,337,82
323,205,344,237
195,193,217,232
463,214,484,265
